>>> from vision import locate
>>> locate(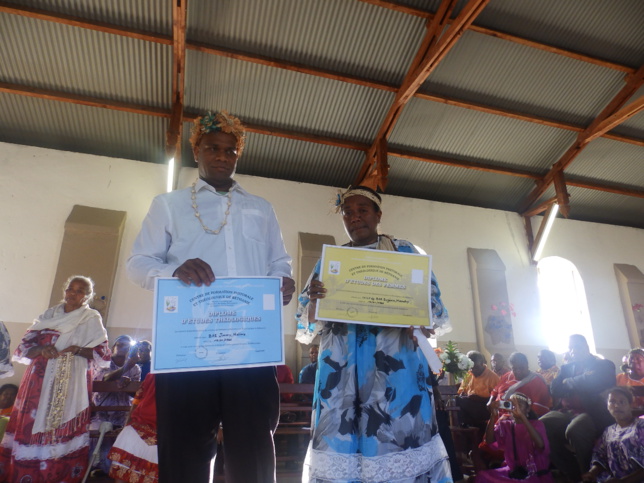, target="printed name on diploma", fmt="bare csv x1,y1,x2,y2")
181,311,263,325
